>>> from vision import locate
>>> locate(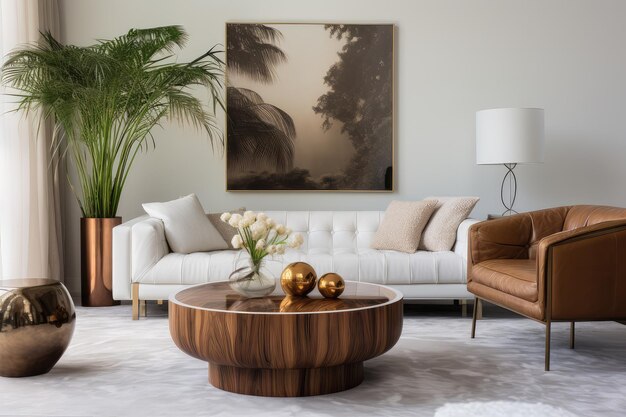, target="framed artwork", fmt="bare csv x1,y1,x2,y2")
225,23,394,191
